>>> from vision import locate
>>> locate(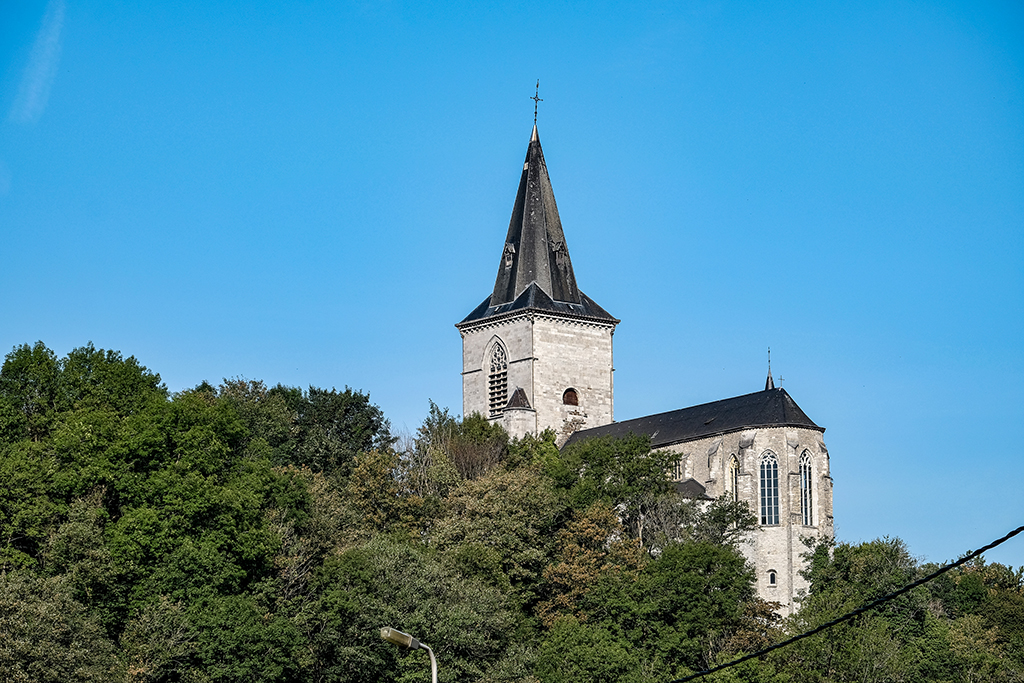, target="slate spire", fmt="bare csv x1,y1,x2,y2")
491,125,581,306
458,124,616,327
